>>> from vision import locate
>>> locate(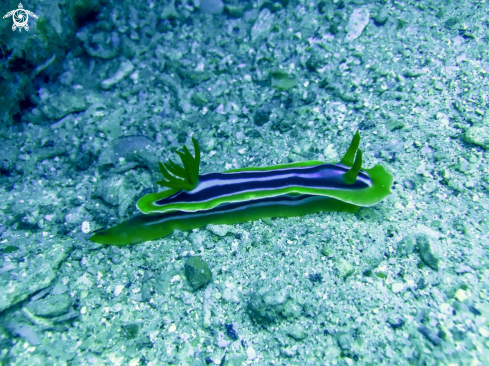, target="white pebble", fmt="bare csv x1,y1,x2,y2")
247,346,257,360
455,289,468,302
439,303,453,315
217,340,231,348
392,283,404,293
101,60,135,90
81,221,91,234
345,7,370,42
207,224,232,237
114,285,124,296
